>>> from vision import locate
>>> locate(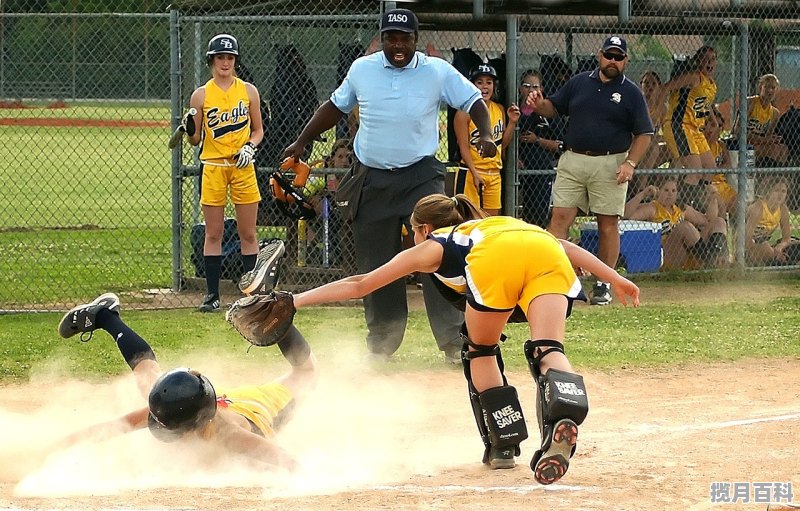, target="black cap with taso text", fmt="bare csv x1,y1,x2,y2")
380,8,419,33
